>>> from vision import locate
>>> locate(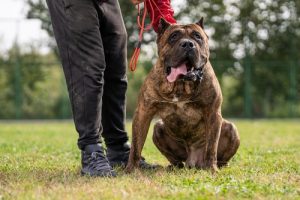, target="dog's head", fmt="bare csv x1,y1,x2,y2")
156,18,209,83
